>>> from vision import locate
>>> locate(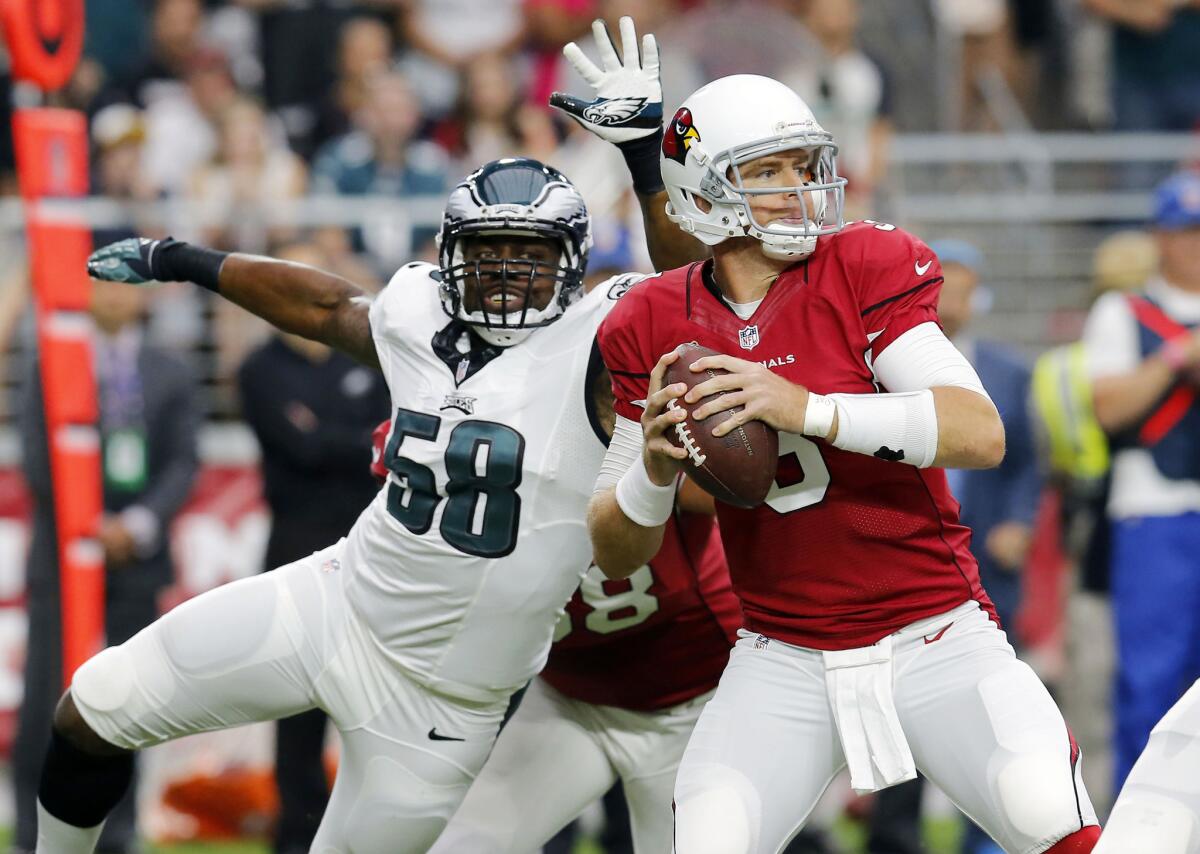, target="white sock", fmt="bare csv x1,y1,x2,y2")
35,800,105,854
